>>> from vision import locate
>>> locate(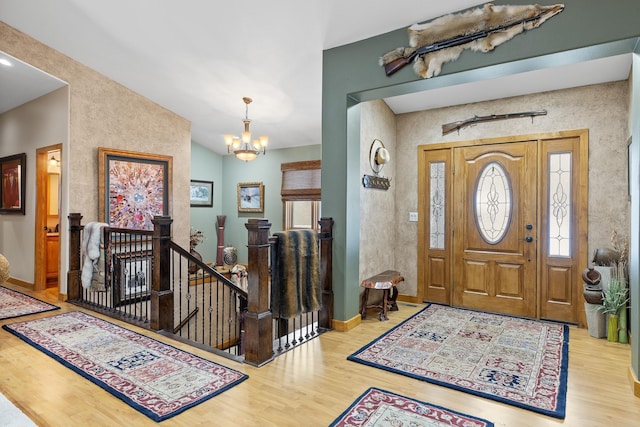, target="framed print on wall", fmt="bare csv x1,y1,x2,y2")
237,181,264,212
0,153,26,215
98,148,172,230
190,180,213,207
113,250,152,307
